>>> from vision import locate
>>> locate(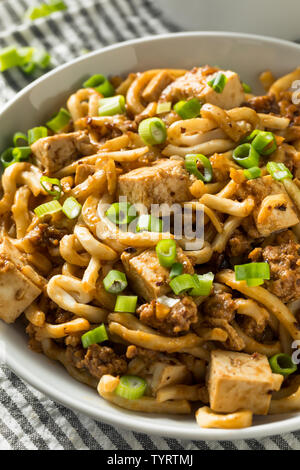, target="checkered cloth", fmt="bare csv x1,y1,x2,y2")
0,0,299,450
